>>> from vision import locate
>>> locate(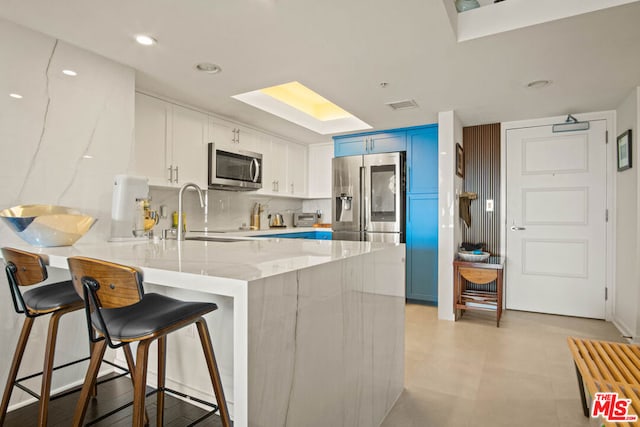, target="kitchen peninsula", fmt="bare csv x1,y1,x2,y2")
3,237,405,427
